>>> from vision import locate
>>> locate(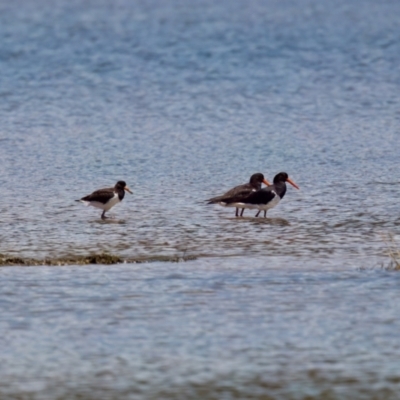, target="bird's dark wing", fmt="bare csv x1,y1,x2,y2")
207,184,255,204
80,188,115,204
235,187,277,205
